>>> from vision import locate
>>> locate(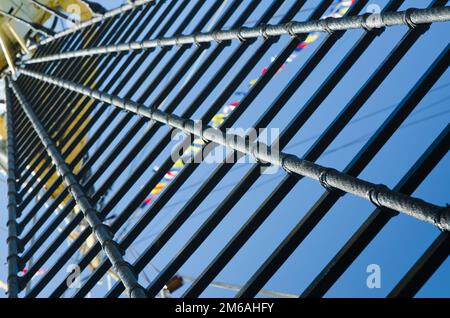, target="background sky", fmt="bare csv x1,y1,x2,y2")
0,0,449,298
